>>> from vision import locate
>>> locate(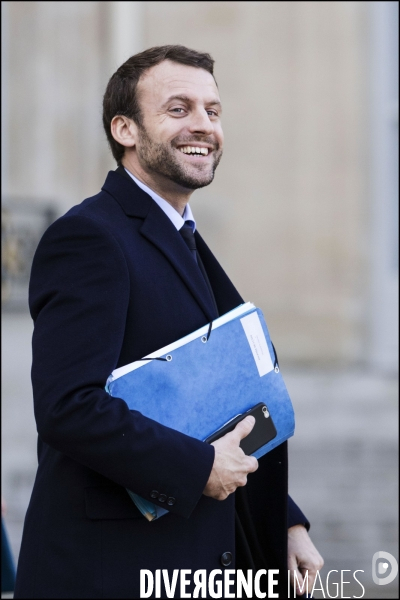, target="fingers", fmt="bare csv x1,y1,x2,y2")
287,526,325,595
203,415,259,501
289,568,305,596
228,416,259,473
232,415,256,441
246,455,259,473
287,550,299,574
288,557,308,596
231,417,259,472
